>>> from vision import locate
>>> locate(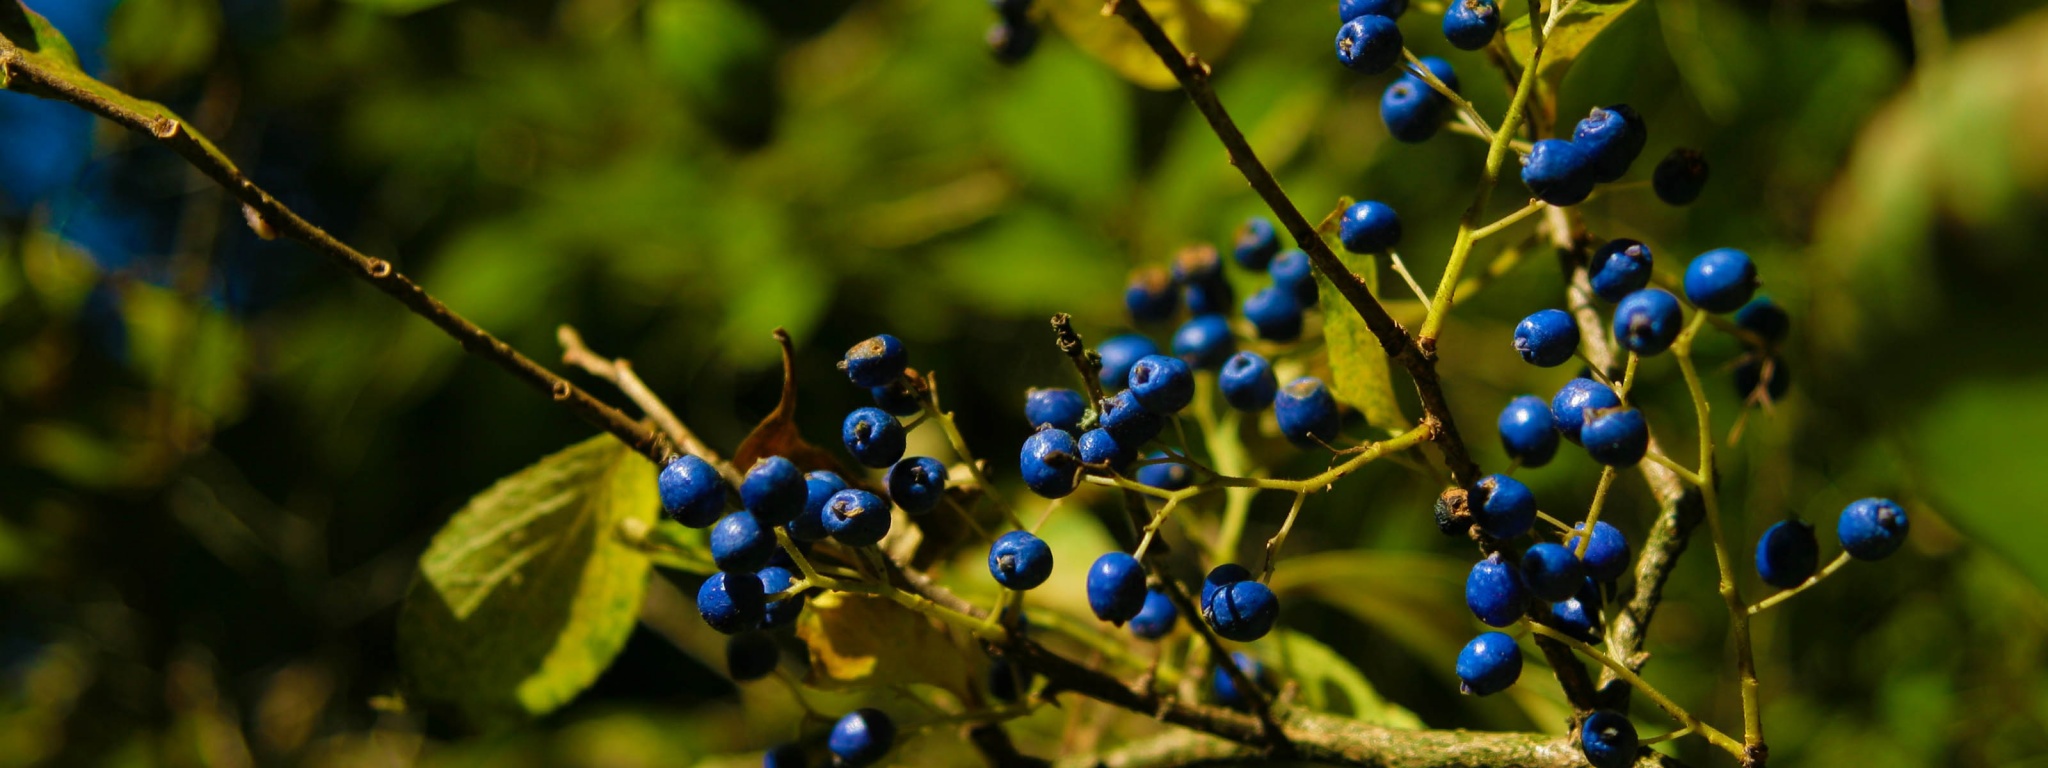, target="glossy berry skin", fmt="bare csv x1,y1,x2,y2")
1129,589,1179,640
1125,266,1179,325
1338,0,1405,20
1520,542,1586,602
1098,334,1161,390
1335,15,1403,75
659,454,728,528
1213,652,1267,708
828,708,896,767
789,471,847,543
727,632,779,681
698,571,766,634
886,456,948,516
1234,217,1281,270
988,530,1055,591
1838,497,1909,560
1441,0,1499,50
1755,519,1819,588
1241,288,1303,343
758,566,804,629
1580,710,1640,768
1466,552,1529,627
1472,473,1537,538
1551,378,1621,444
1184,276,1235,317
1456,631,1523,695
1270,249,1319,307
1202,563,1254,614
1220,352,1279,411
1087,552,1149,625
1568,521,1632,582
1339,200,1402,254
1099,389,1166,446
1514,309,1580,367
1019,428,1084,499
762,742,806,768
1498,395,1560,468
1381,75,1445,143
822,489,892,546
1582,408,1649,467
1588,239,1653,303
1414,55,1460,92
1276,377,1342,447
1078,428,1138,472
1205,580,1279,642
1137,453,1194,490
1735,297,1790,346
987,19,1039,64
1572,104,1646,183
870,379,922,417
711,512,778,573
1735,355,1790,400
1129,355,1197,414
841,408,906,470
1024,387,1087,433
742,457,808,527
1613,288,1683,355
841,334,907,388
1521,138,1596,206
1544,593,1600,643
1172,314,1236,370
1684,248,1759,313
1652,147,1709,205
